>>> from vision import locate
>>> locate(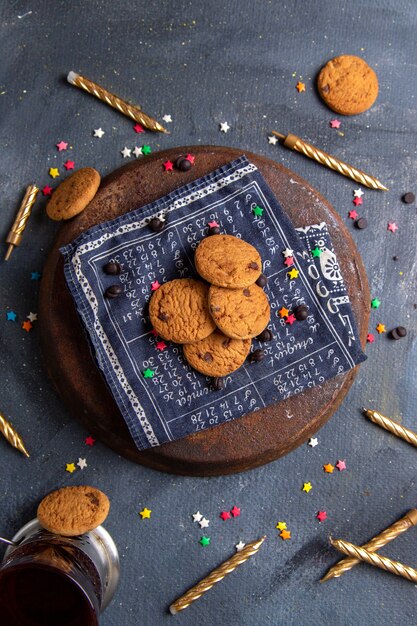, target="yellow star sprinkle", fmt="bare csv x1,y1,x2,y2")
276,521,287,531
296,81,305,93
302,482,313,493
288,268,299,279
139,507,152,519
376,323,386,334
323,463,334,473
280,529,291,540
49,167,60,178
278,306,289,318
65,463,76,473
